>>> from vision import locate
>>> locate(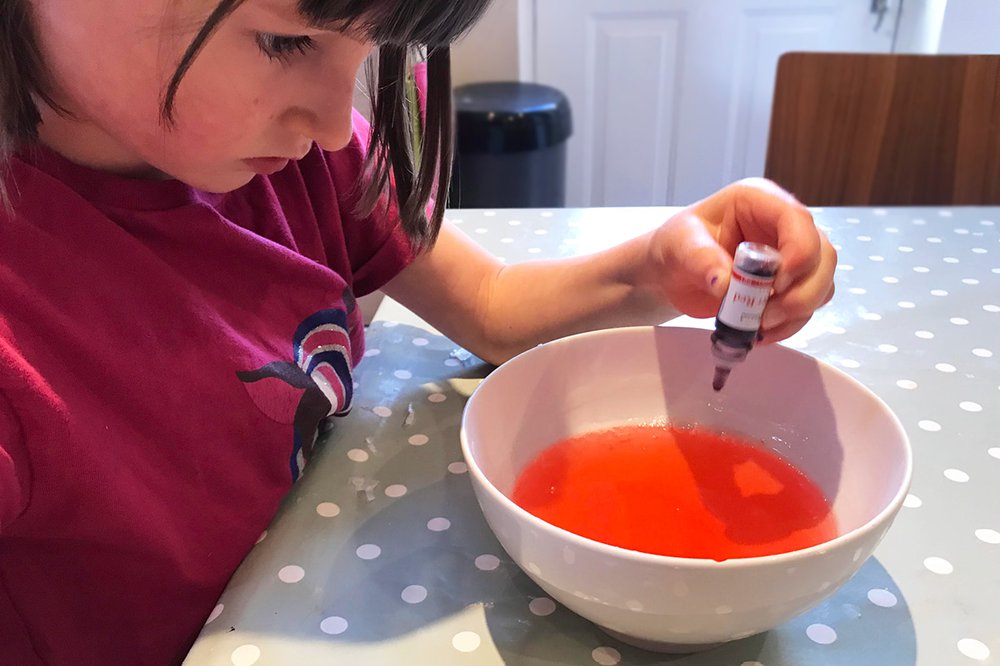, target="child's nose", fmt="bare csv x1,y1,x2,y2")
279,103,355,153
